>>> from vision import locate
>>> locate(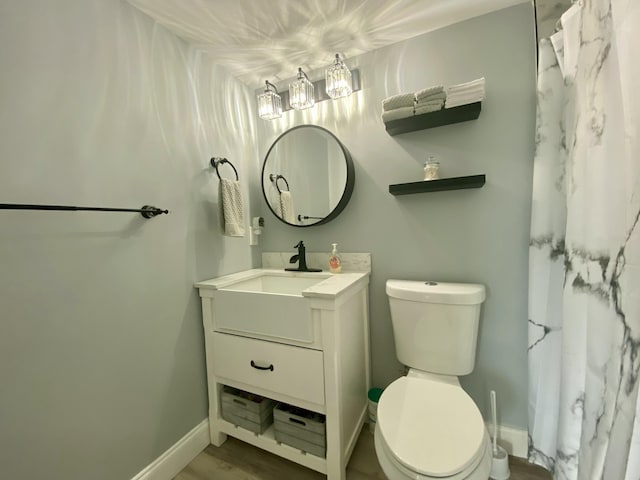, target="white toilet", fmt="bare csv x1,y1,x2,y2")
374,280,492,480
